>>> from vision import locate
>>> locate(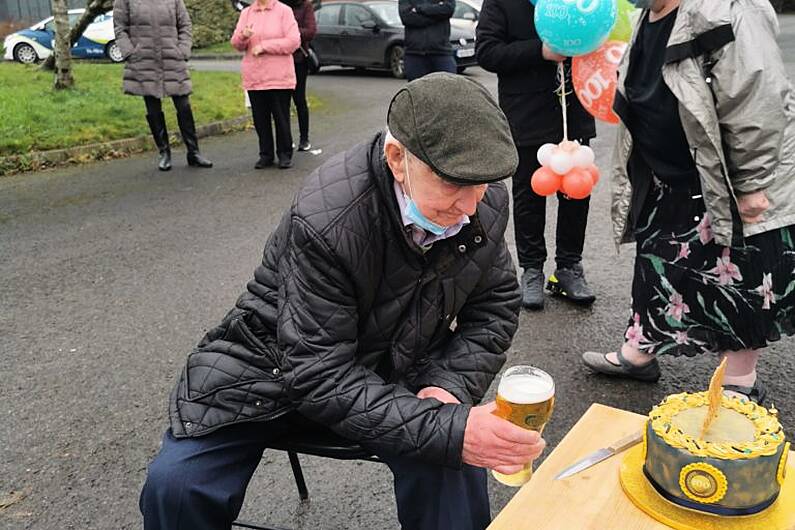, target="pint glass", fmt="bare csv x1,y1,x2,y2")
491,365,555,486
